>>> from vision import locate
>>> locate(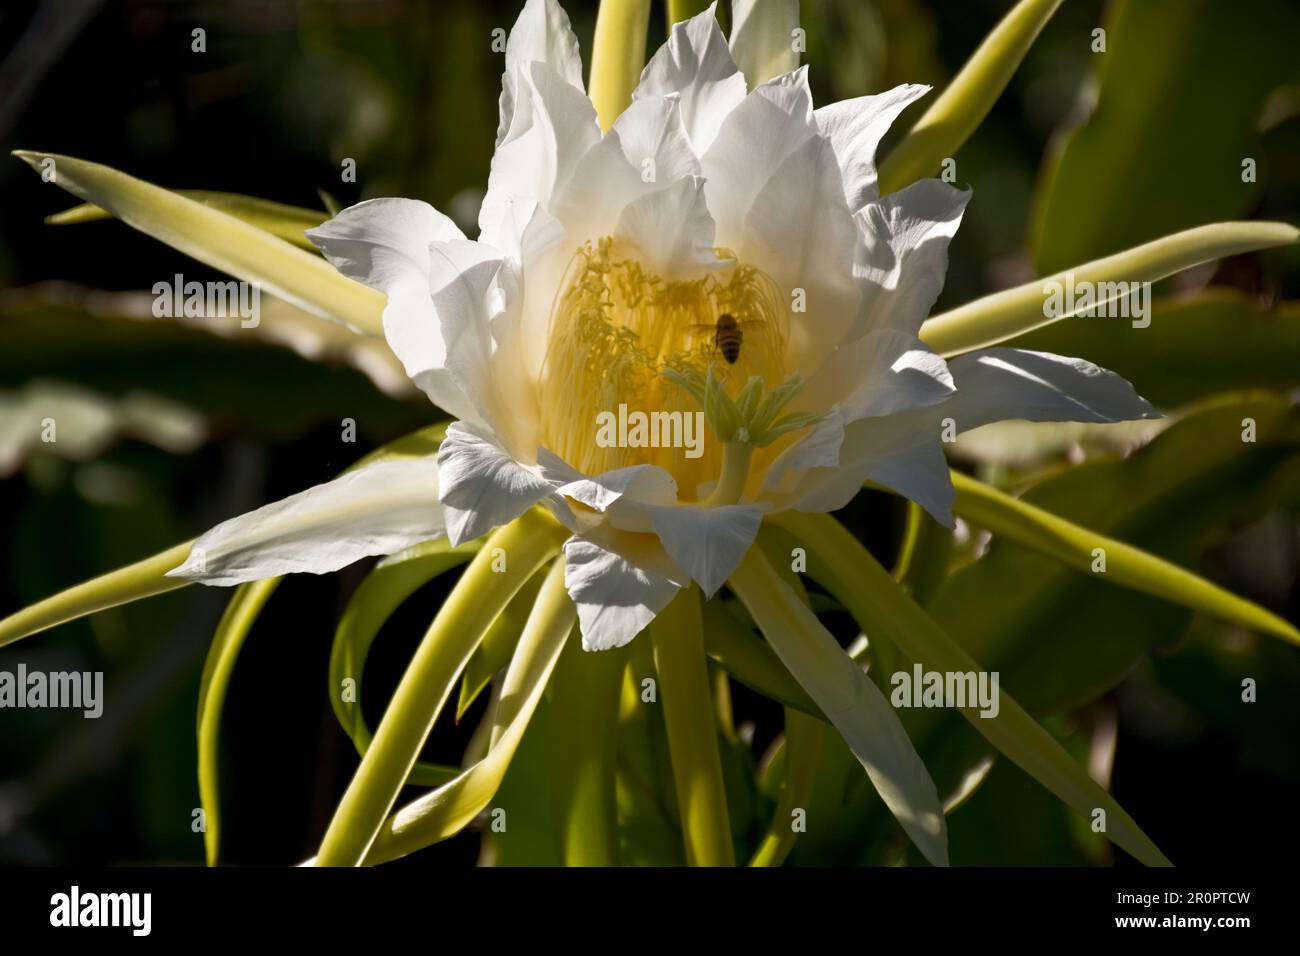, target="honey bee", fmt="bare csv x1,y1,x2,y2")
686,312,766,365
